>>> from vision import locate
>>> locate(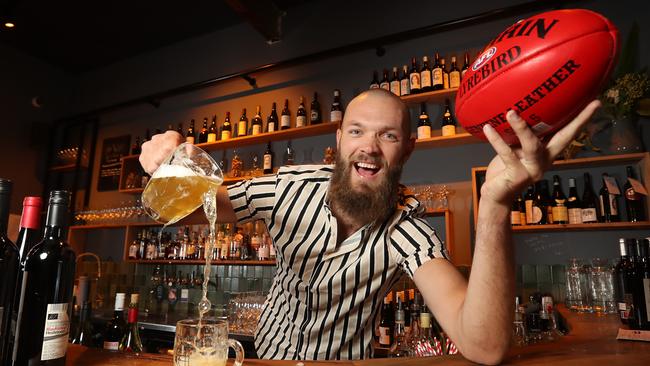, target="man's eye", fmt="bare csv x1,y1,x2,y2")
383,133,397,141
349,129,361,135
